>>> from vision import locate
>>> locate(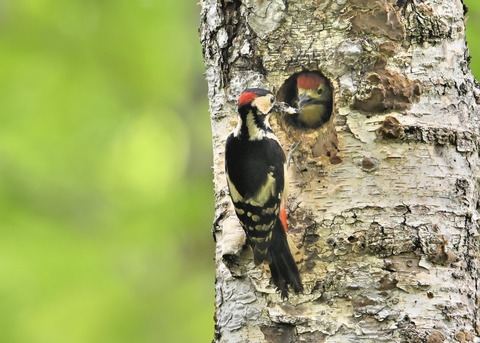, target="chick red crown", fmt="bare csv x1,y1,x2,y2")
296,72,324,90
